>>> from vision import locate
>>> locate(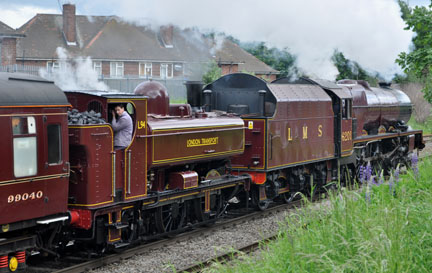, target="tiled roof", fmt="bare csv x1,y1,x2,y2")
15,13,278,74
0,21,24,37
